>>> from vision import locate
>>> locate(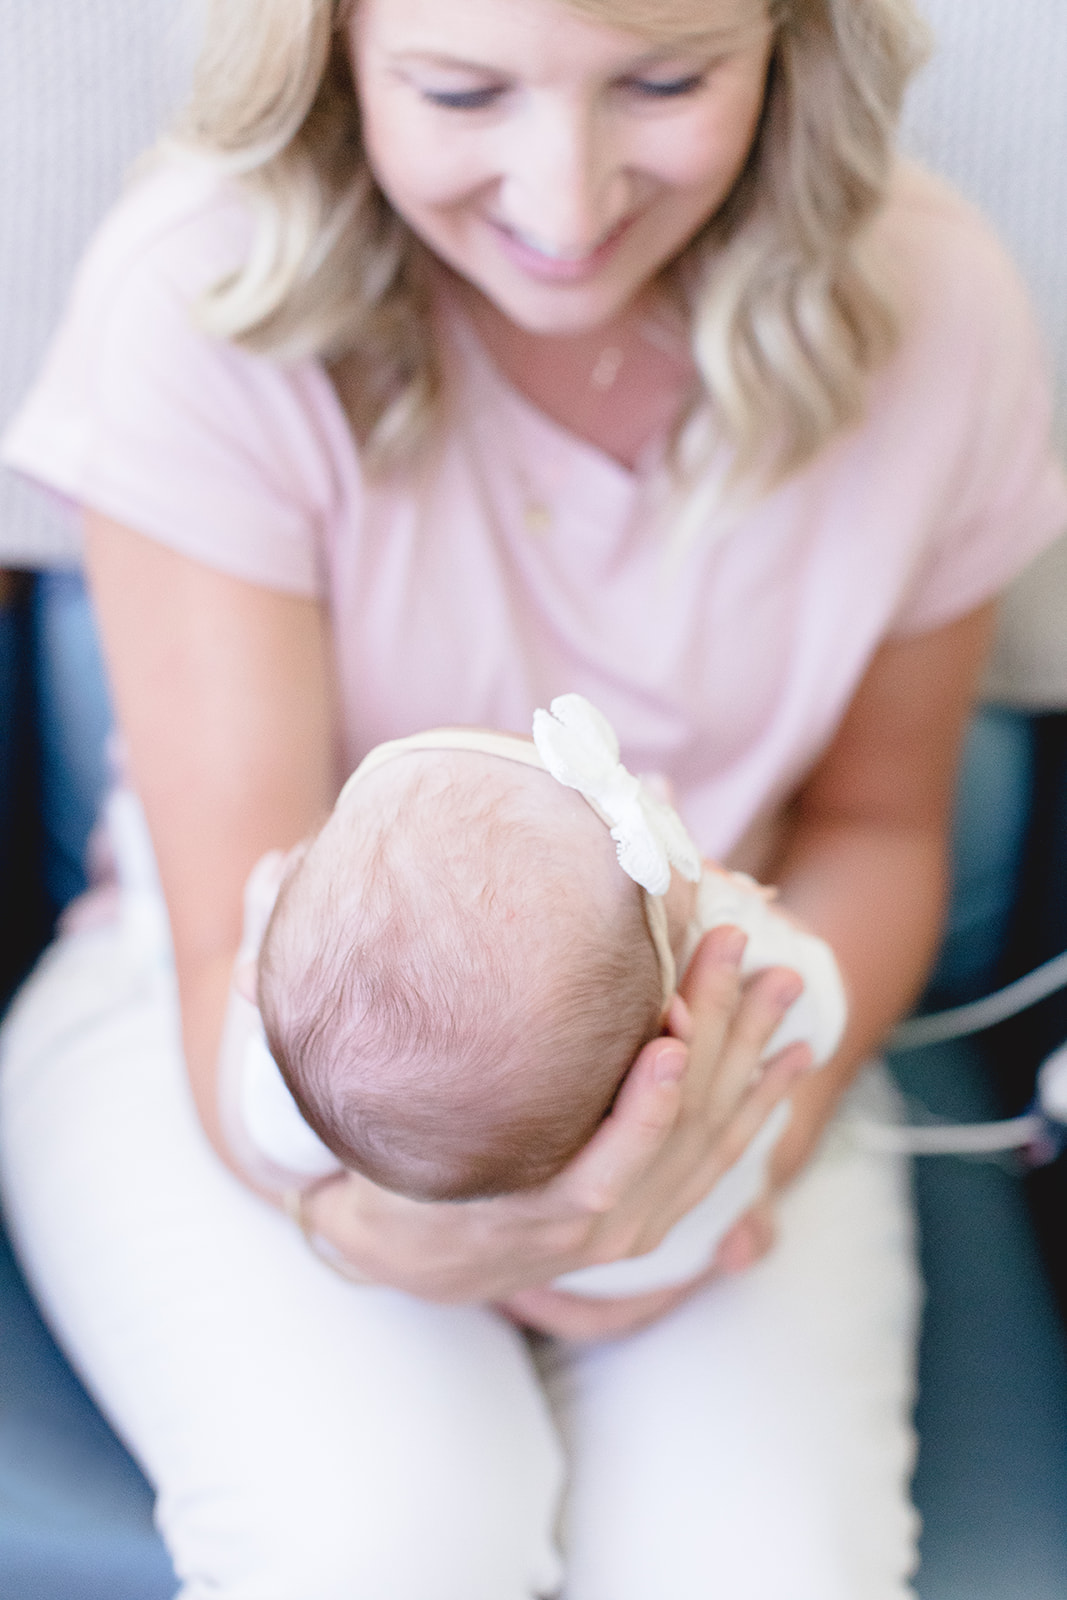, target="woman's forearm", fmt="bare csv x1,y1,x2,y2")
178,954,253,1175
757,604,995,1185
83,512,337,1191
768,811,948,1182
